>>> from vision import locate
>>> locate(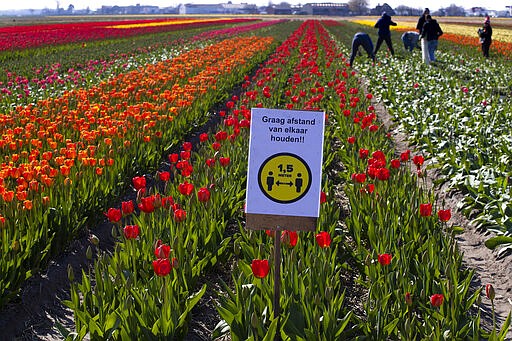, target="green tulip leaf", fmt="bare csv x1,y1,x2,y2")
484,236,512,250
